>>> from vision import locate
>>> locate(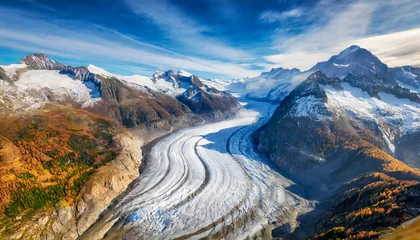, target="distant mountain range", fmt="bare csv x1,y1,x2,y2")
0,53,240,128
238,45,420,103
